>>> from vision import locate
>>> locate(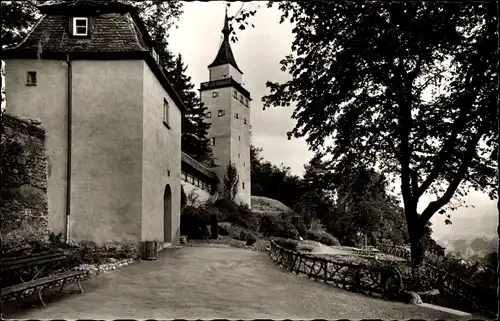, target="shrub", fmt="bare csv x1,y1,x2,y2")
259,213,299,239
229,226,258,246
245,233,257,246
218,222,232,236
1,221,50,256
290,214,308,237
210,213,219,239
275,238,299,251
215,199,258,231
306,230,340,246
180,206,210,239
